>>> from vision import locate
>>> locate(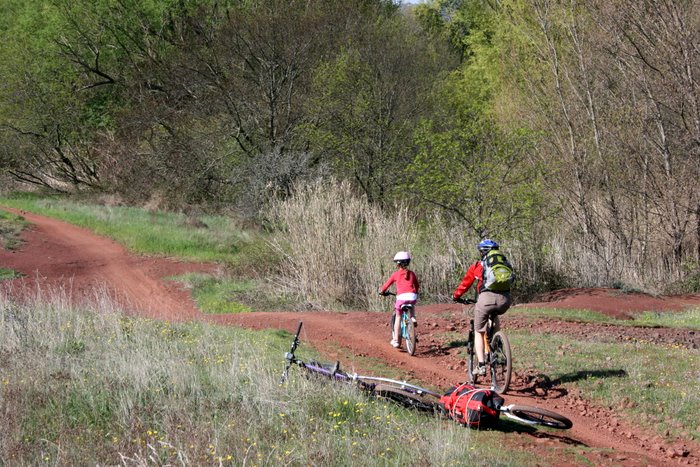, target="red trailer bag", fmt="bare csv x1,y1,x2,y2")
440,383,504,429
